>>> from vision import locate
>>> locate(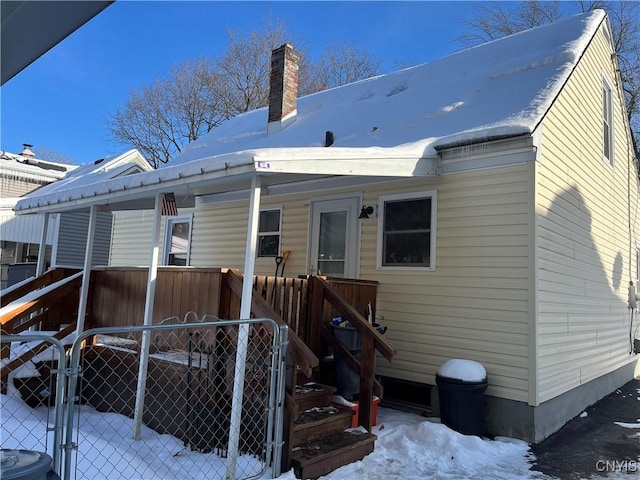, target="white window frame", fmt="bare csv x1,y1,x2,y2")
163,214,193,266
257,207,282,258
377,190,437,271
602,76,614,166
